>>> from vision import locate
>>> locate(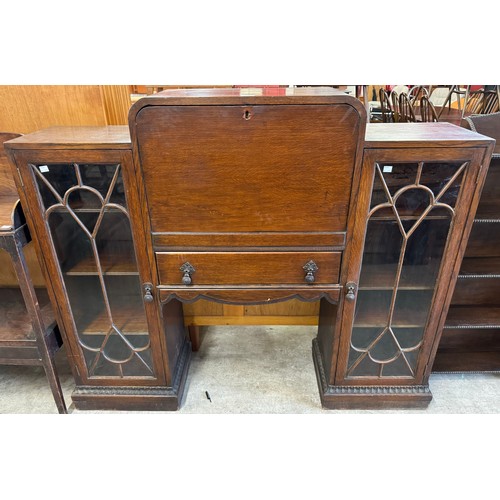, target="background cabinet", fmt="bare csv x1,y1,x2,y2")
434,112,500,371
0,132,66,413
